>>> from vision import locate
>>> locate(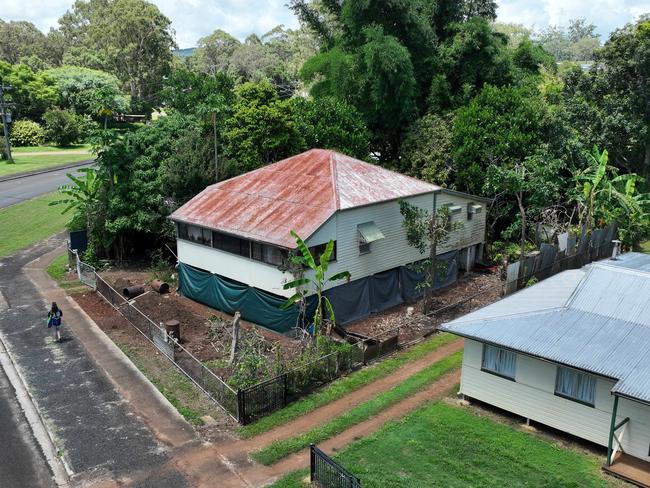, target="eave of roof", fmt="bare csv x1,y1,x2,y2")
441,254,650,405
170,149,443,248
